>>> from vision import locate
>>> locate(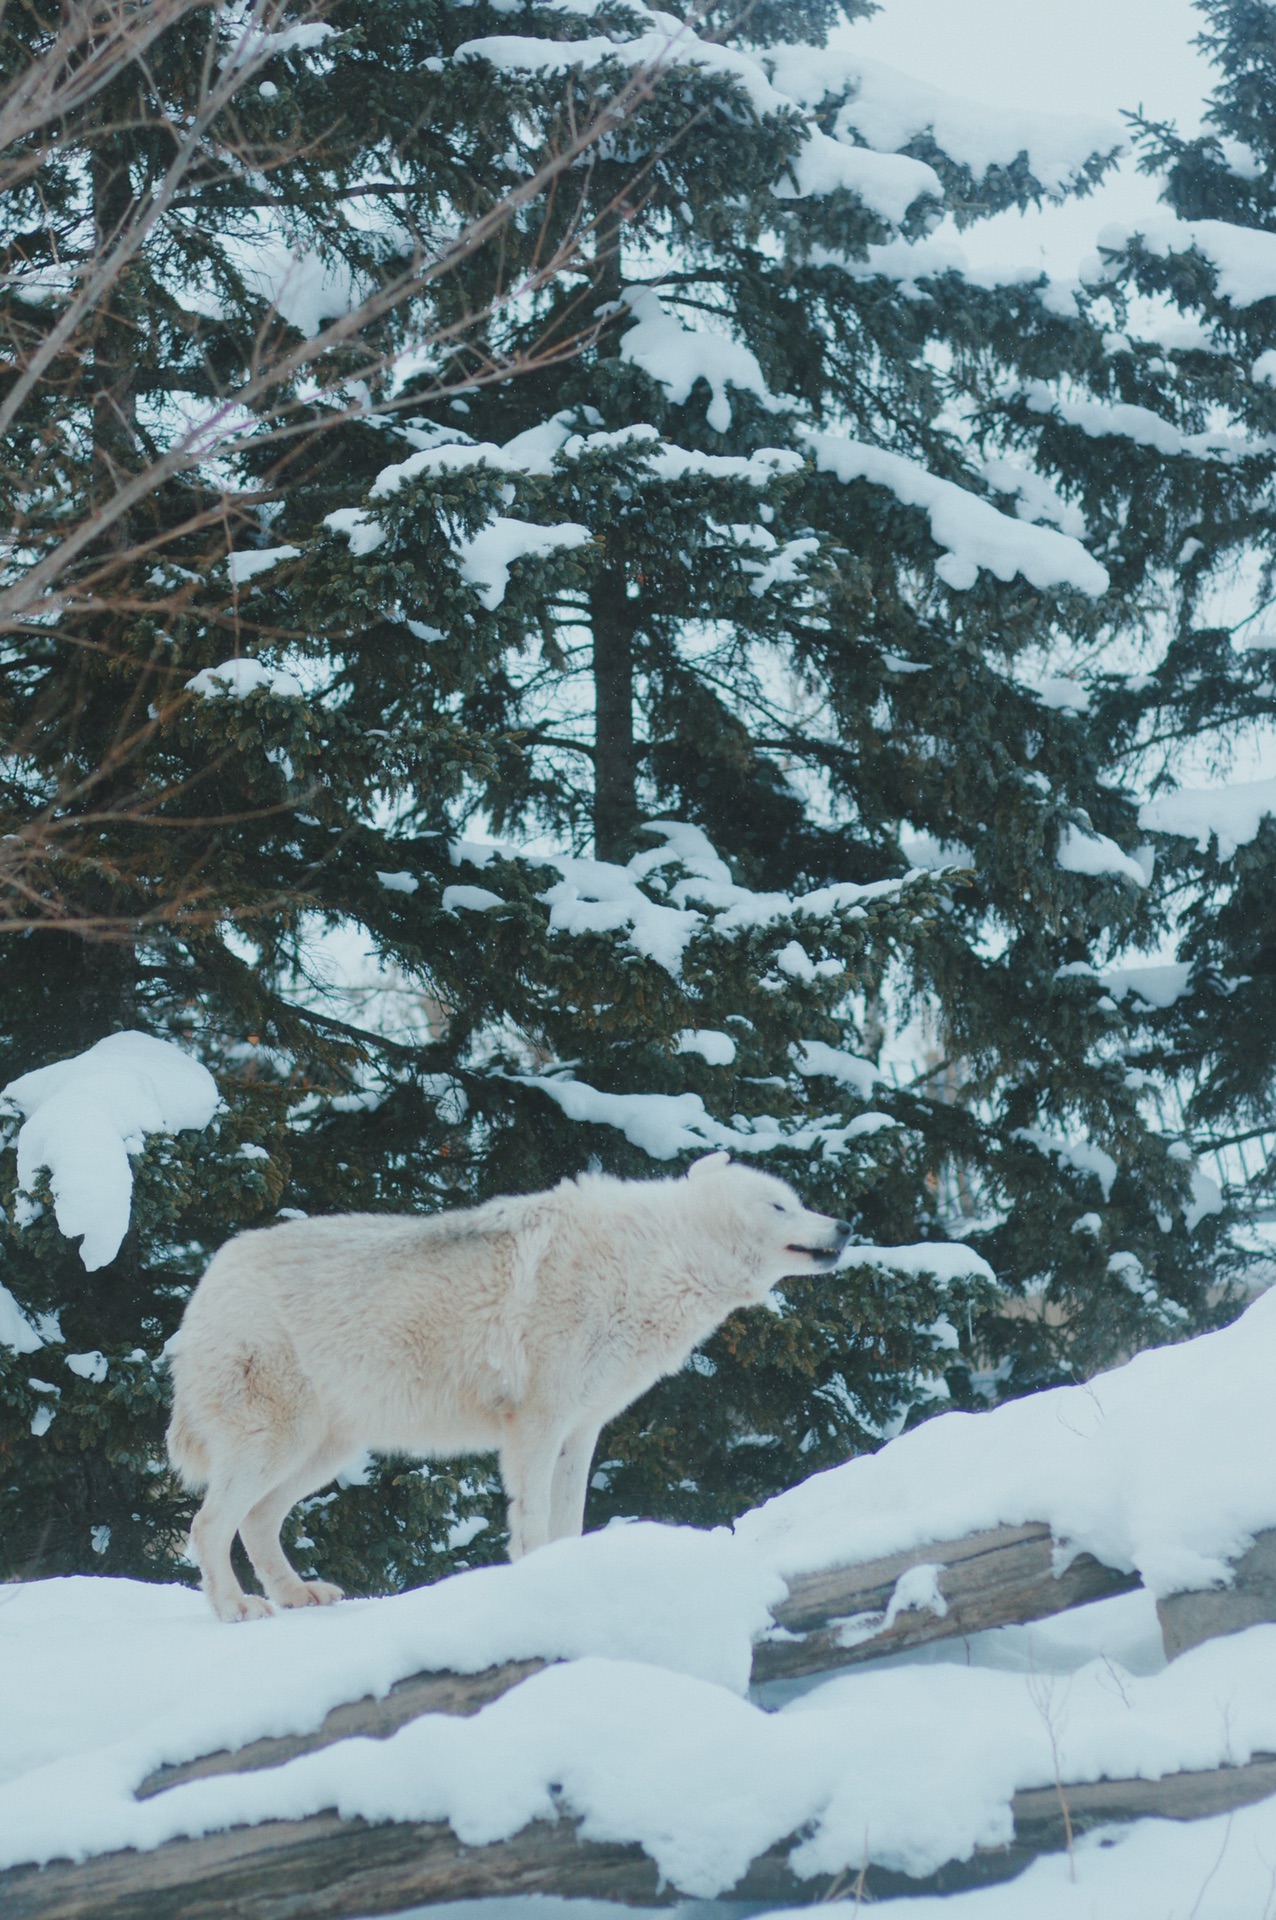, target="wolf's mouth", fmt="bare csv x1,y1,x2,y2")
786,1243,840,1260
